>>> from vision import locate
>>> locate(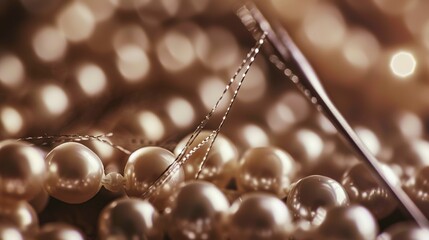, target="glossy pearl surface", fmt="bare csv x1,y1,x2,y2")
124,146,184,210
174,130,238,187
236,146,296,197
168,181,229,240
98,198,162,240
341,162,398,219
377,223,429,240
287,175,349,222
315,205,378,240
45,142,104,204
0,140,46,200
36,223,85,240
0,224,24,240
229,192,293,240
0,198,38,236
